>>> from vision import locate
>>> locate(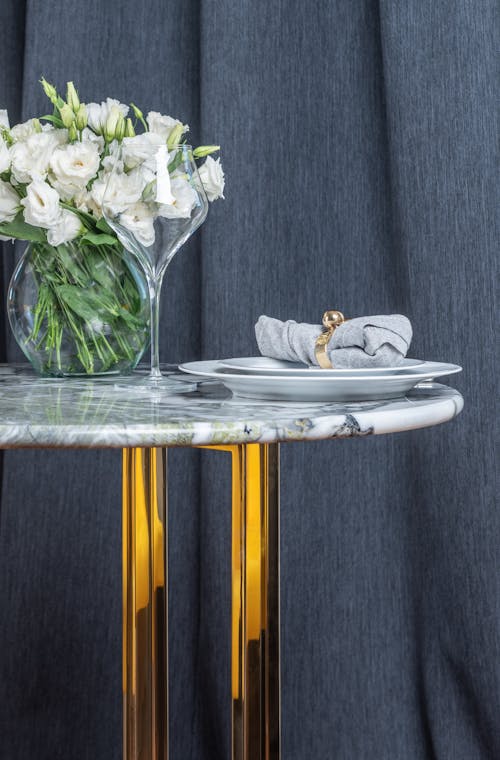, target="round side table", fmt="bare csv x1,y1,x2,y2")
0,365,463,760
